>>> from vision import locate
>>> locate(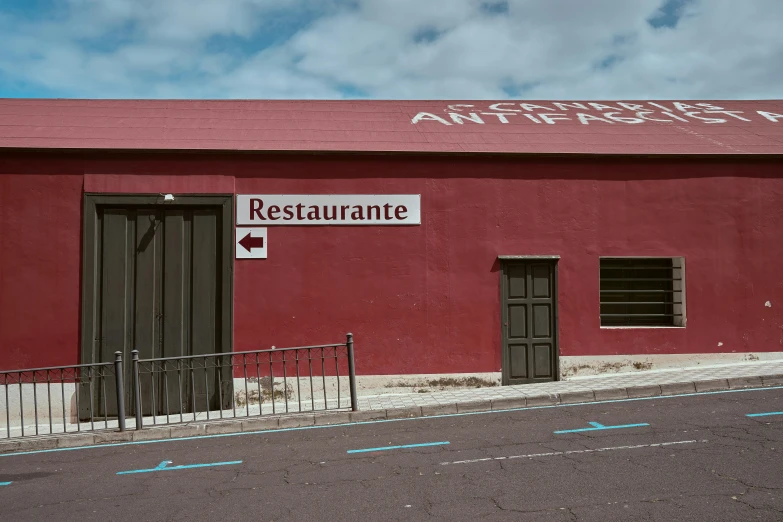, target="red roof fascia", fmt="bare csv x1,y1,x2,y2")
1,99,782,155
